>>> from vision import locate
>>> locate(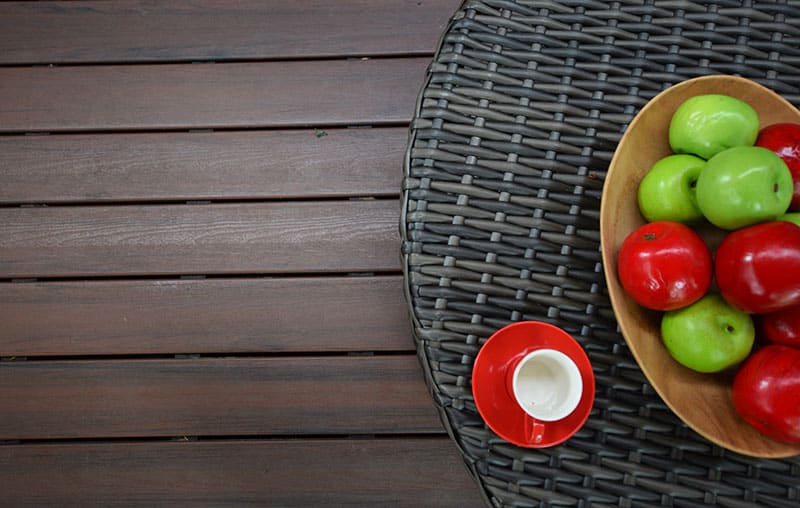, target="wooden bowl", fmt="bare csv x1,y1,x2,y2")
600,75,800,458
